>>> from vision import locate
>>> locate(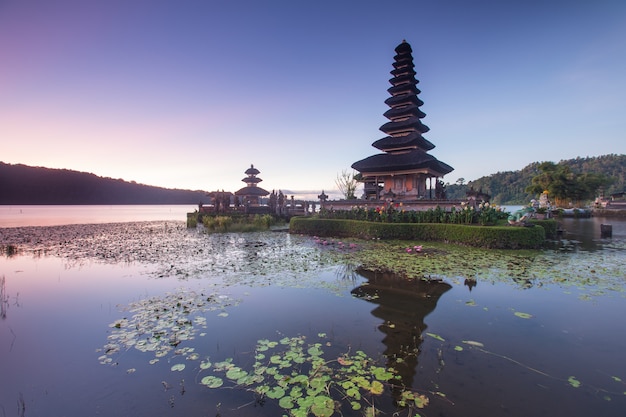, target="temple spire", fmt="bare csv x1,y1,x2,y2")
352,41,453,200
